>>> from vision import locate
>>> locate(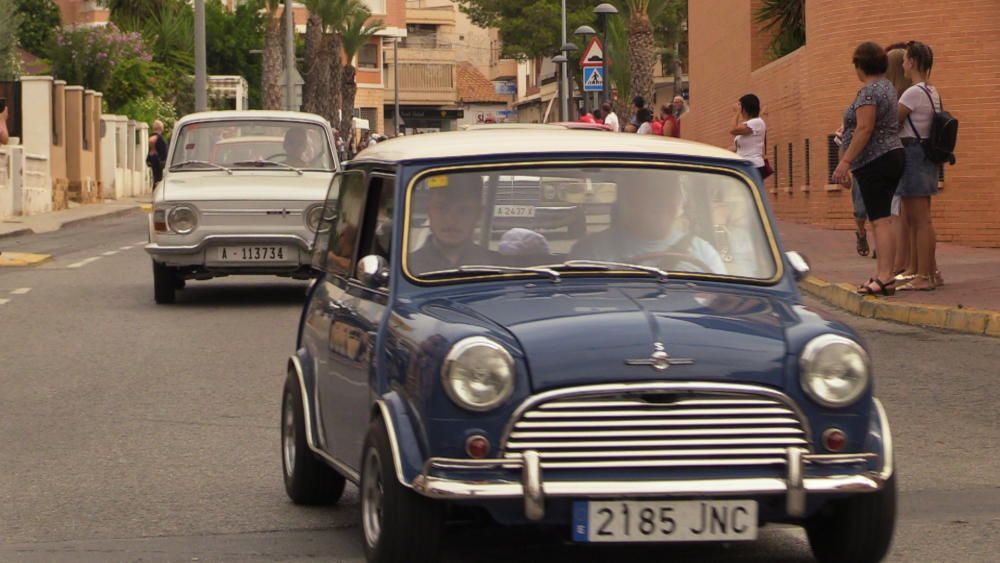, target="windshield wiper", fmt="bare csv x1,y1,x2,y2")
420,264,561,282
170,160,233,174
232,160,303,175
558,260,670,281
